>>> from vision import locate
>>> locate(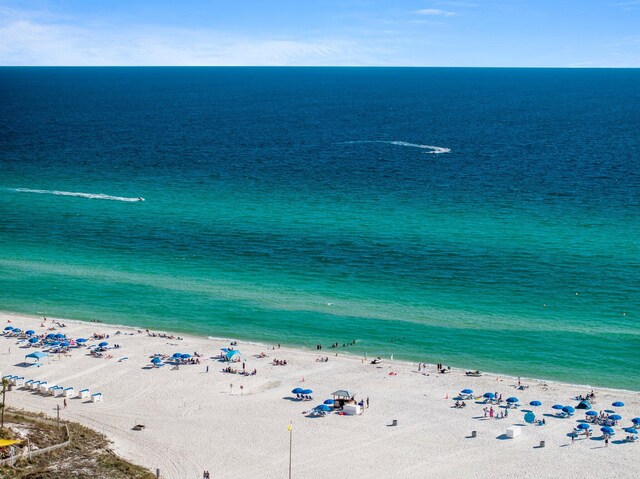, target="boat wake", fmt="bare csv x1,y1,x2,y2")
5,188,144,202
342,140,451,154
